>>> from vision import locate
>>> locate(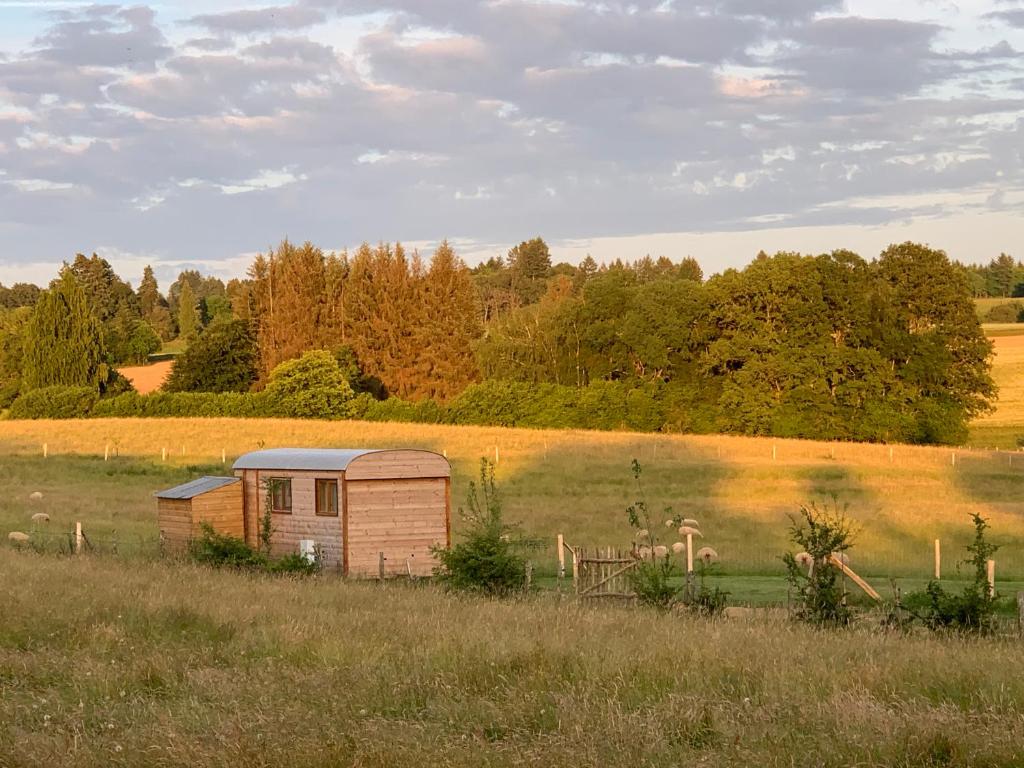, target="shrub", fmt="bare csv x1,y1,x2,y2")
625,458,682,610
189,522,266,569
984,302,1022,323
164,320,258,393
8,386,98,419
782,499,855,627
624,459,727,613
91,390,268,418
264,350,354,419
907,513,1000,634
433,459,538,596
189,522,320,575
